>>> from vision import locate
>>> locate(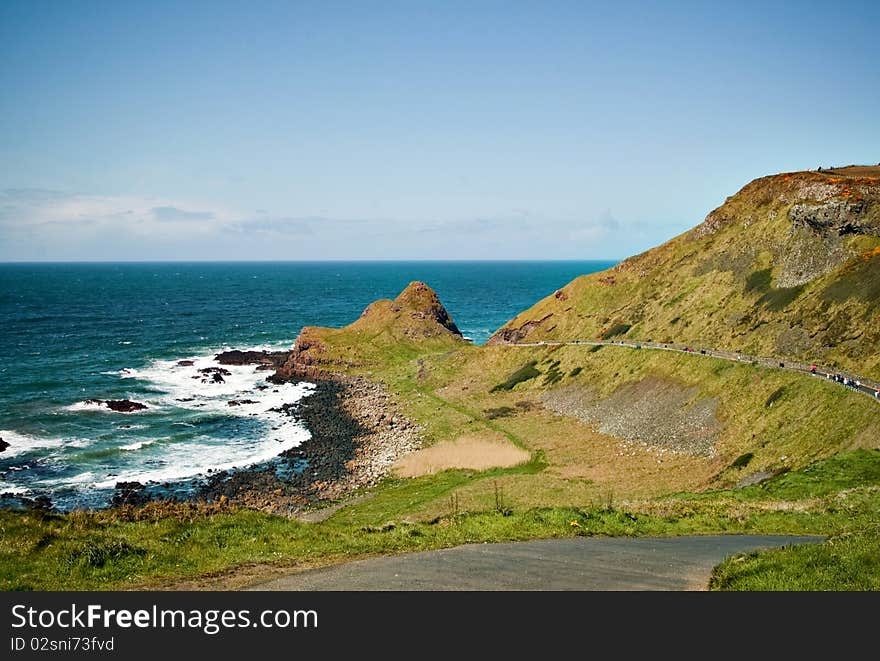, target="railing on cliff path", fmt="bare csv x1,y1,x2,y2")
508,338,880,403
